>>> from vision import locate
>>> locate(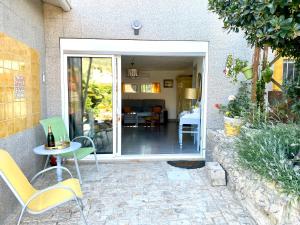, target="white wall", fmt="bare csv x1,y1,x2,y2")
122,69,192,119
